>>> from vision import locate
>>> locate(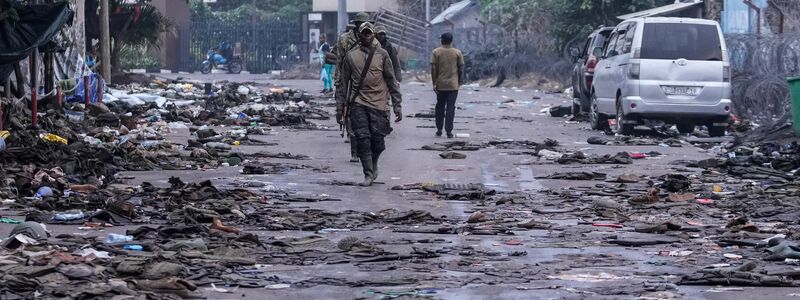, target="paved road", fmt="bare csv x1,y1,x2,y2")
25,74,793,299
